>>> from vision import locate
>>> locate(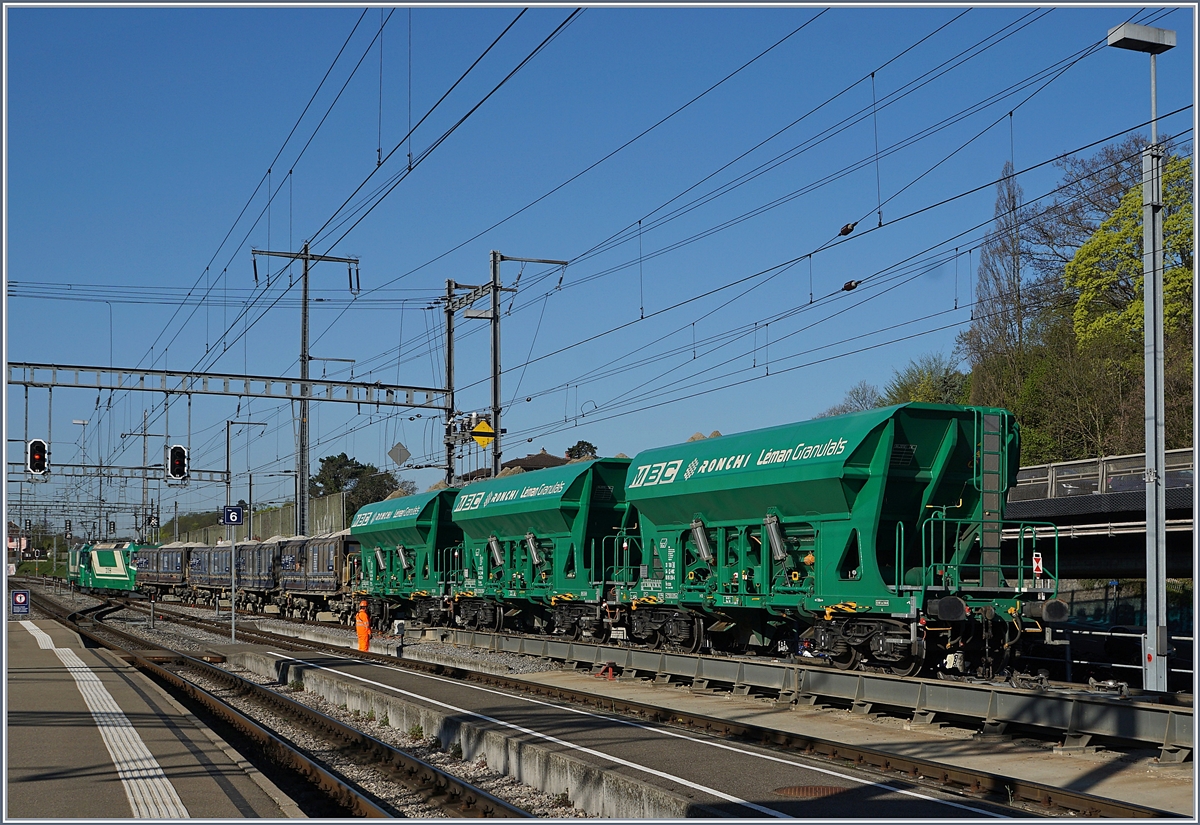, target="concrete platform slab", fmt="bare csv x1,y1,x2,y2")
6,619,299,819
